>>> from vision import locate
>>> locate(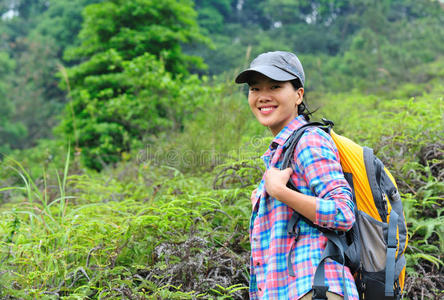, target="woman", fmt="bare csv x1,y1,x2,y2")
235,51,358,300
